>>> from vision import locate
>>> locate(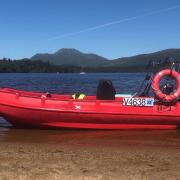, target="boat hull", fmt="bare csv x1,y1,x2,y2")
0,88,180,129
